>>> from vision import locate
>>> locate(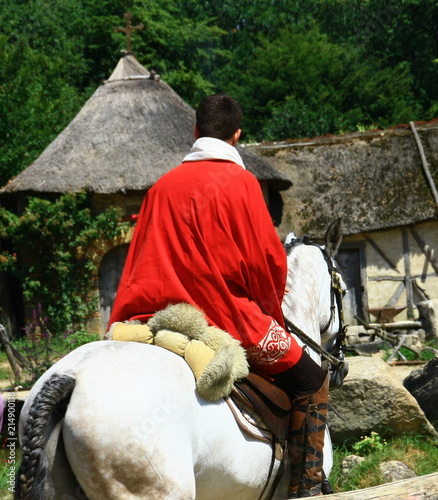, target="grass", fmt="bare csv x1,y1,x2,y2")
382,339,438,363
0,331,100,389
0,448,19,499
329,432,438,492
